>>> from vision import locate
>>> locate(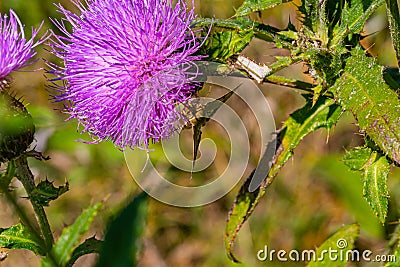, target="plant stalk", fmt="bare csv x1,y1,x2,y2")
14,156,54,251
